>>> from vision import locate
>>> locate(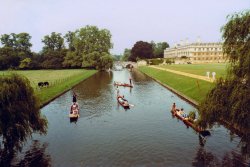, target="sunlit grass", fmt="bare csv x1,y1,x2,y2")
139,66,215,103
0,69,97,106
159,63,228,78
